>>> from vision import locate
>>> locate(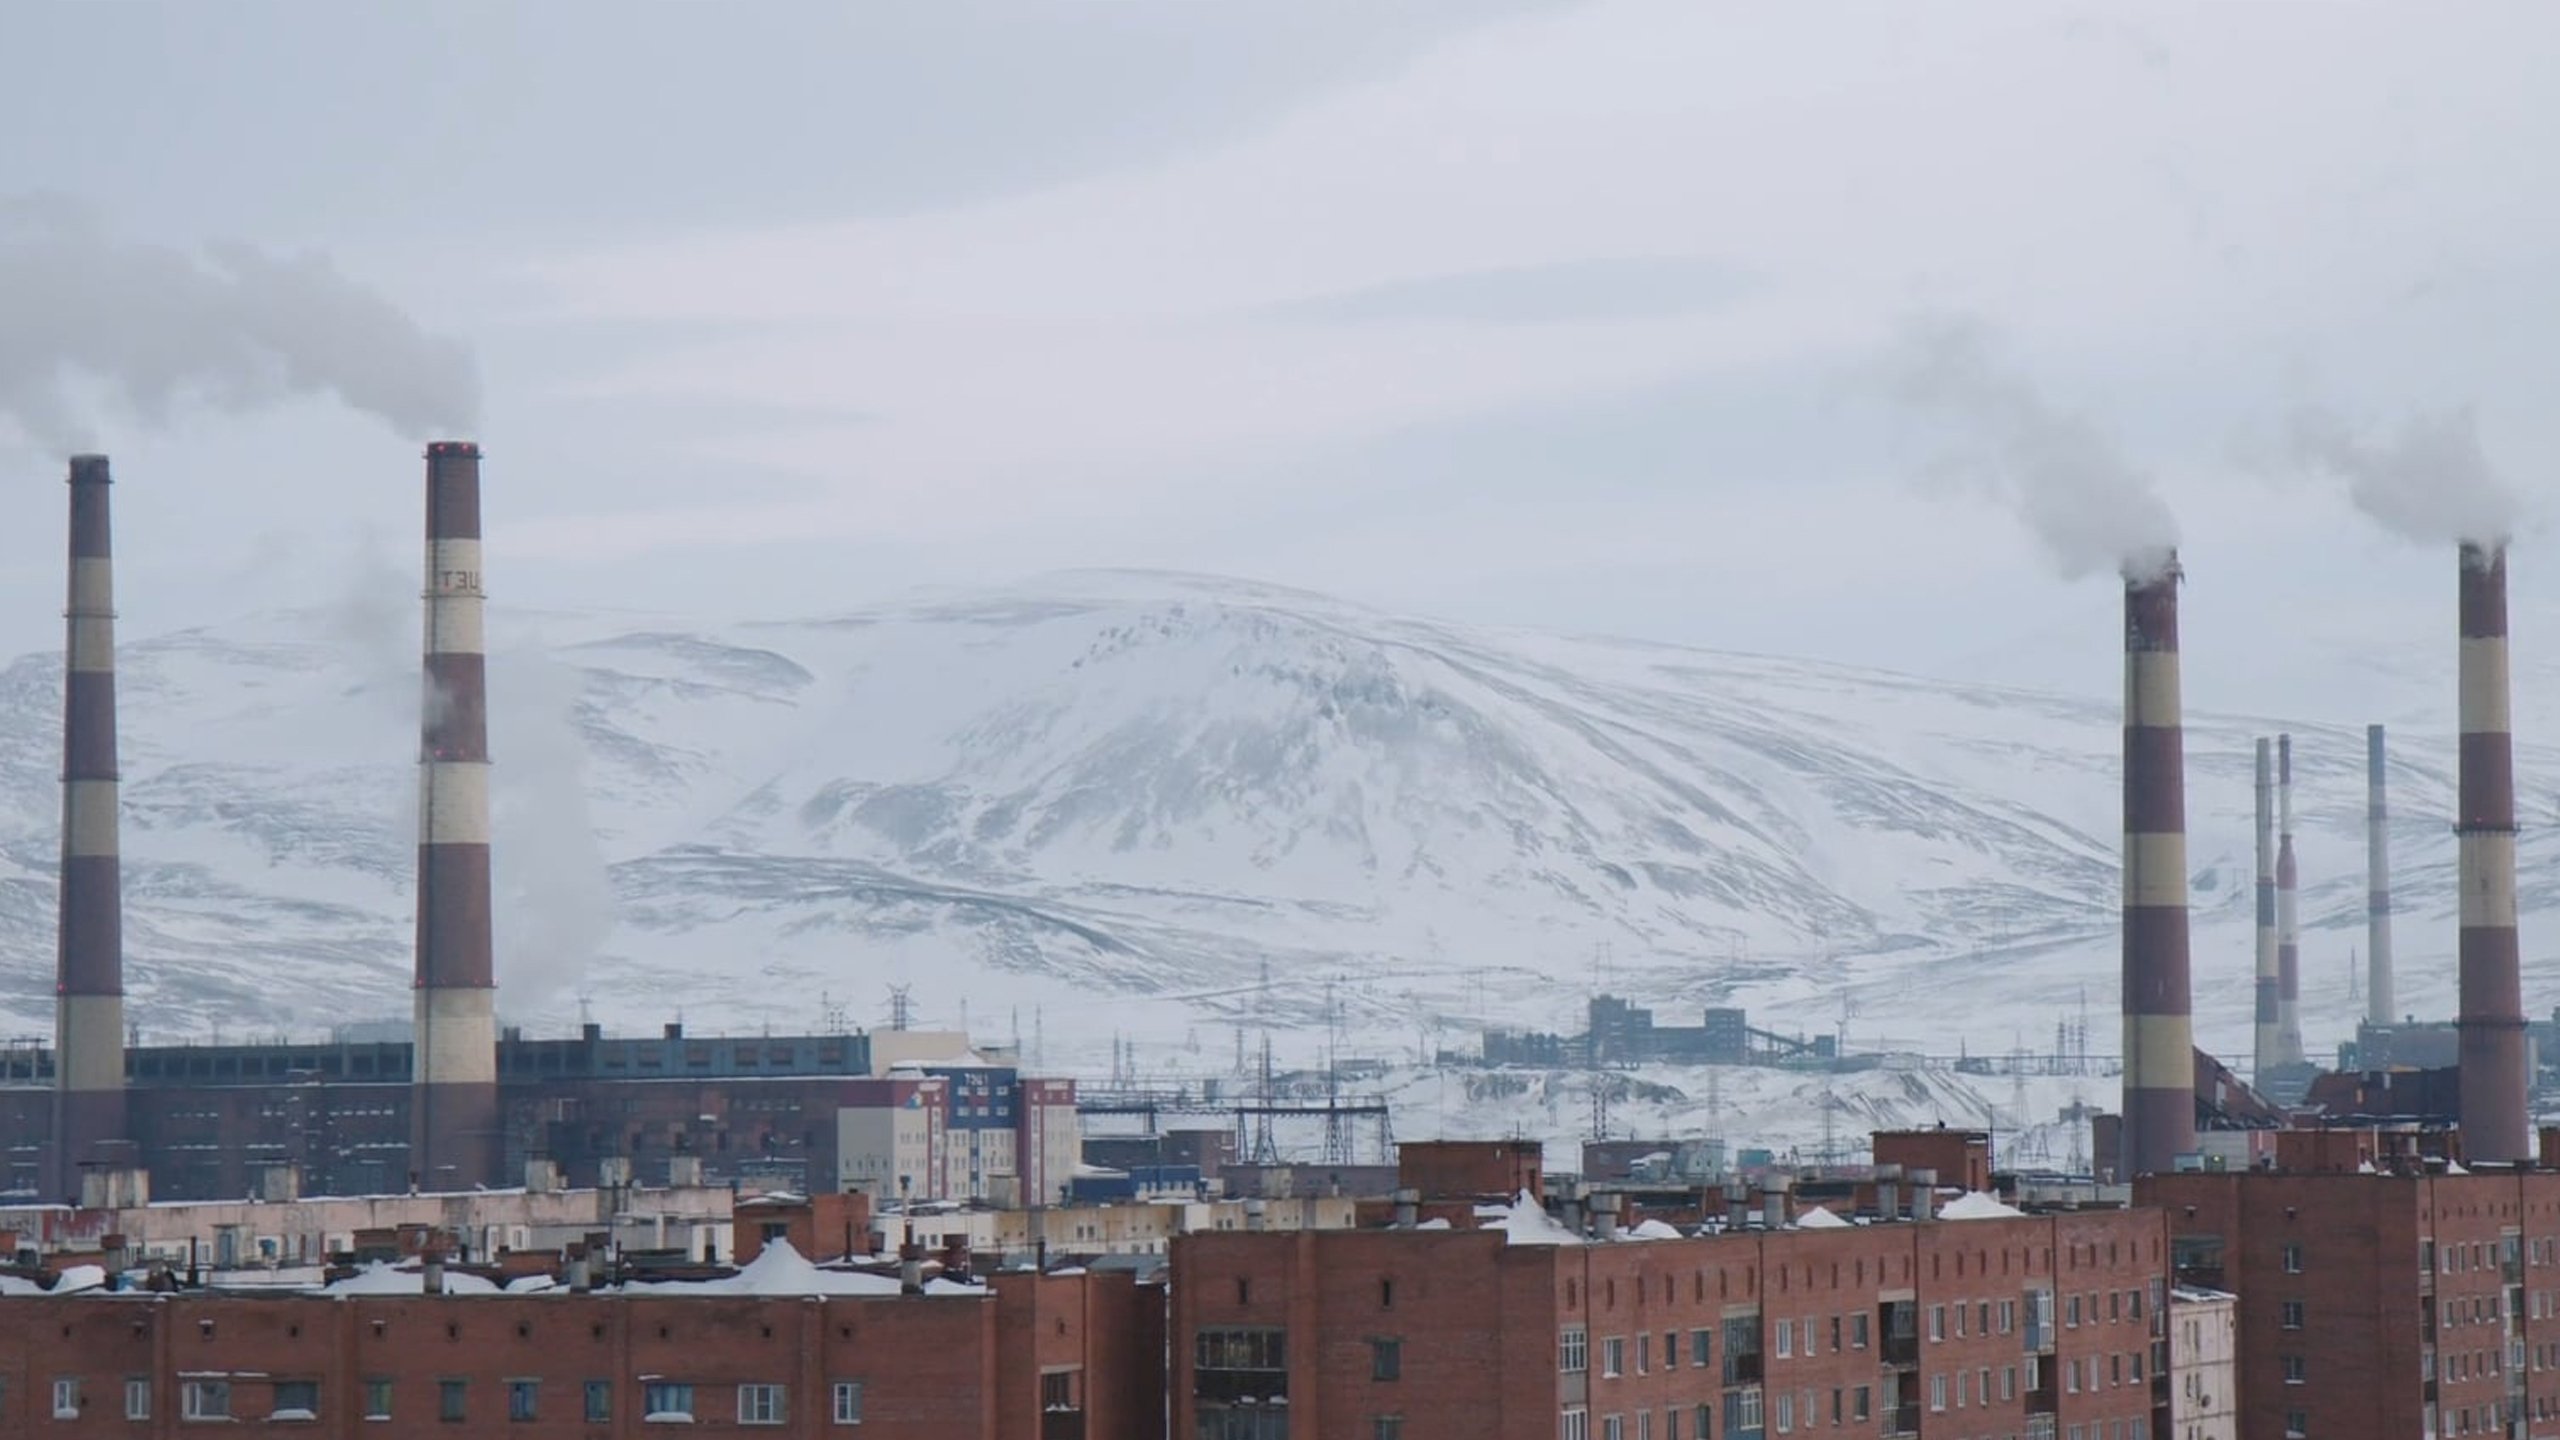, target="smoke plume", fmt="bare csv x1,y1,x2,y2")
2287,403,2524,549
1882,316,2179,582
0,193,476,447
488,645,613,1015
